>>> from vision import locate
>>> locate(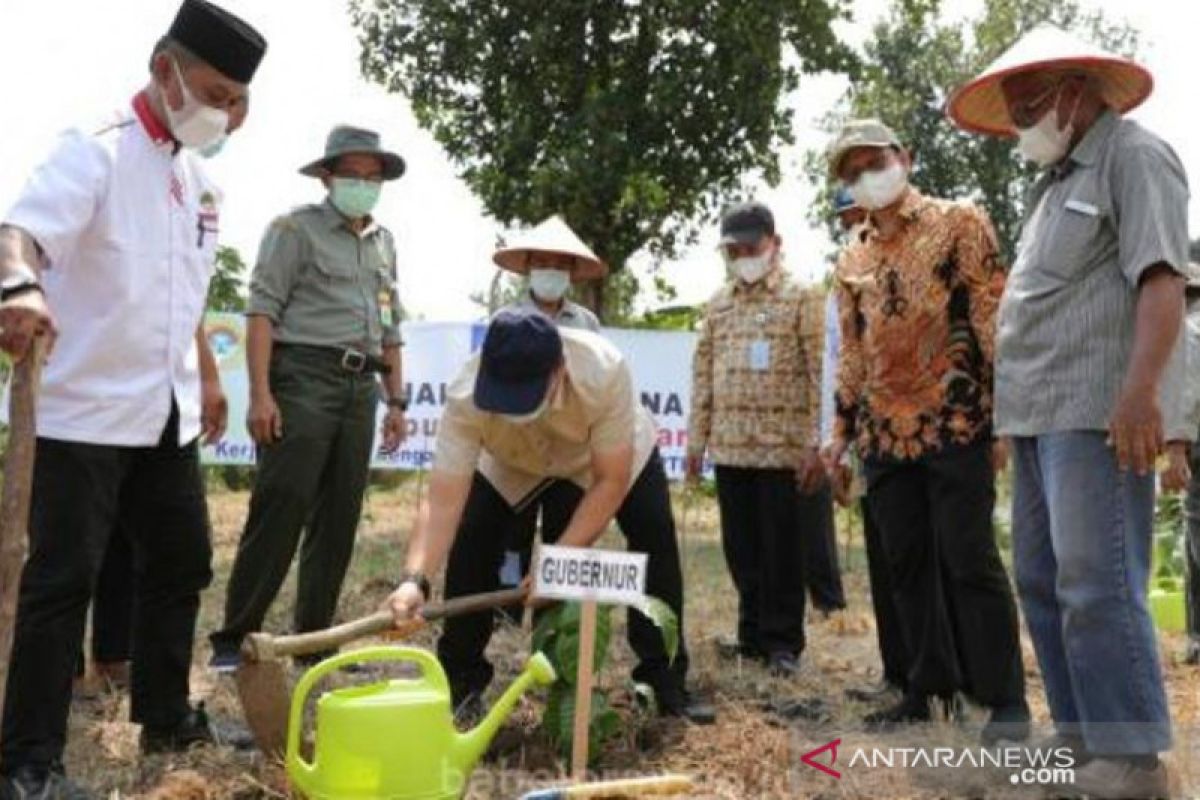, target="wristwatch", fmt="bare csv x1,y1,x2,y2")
399,571,431,601
1,271,42,302
385,396,409,412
